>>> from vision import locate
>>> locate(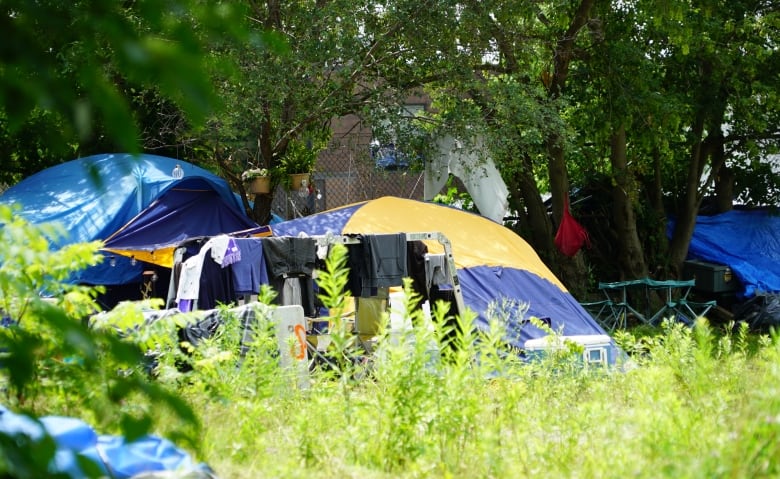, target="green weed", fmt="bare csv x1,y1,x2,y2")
8,220,780,478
